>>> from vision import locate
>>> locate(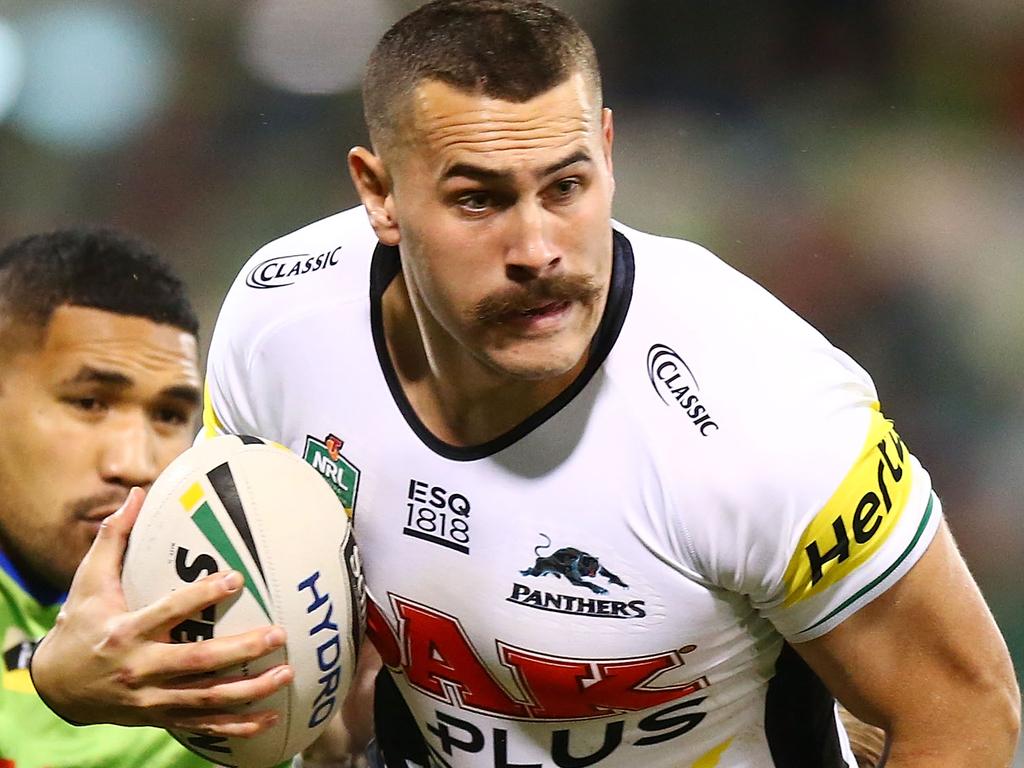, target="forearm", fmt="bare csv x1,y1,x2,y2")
881,693,1021,768
885,741,1017,768
301,712,366,765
